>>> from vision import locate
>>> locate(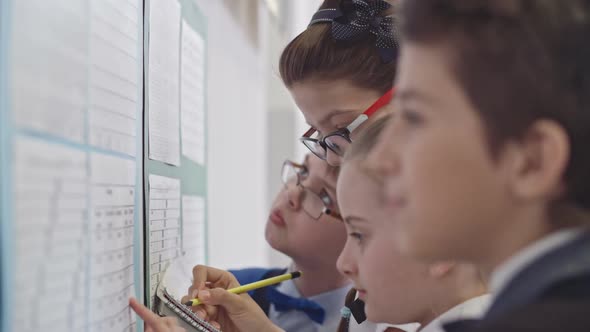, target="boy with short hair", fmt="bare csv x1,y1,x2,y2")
367,0,590,330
